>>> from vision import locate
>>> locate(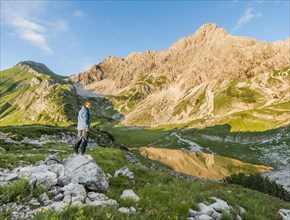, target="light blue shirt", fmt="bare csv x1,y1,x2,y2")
77,106,90,130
